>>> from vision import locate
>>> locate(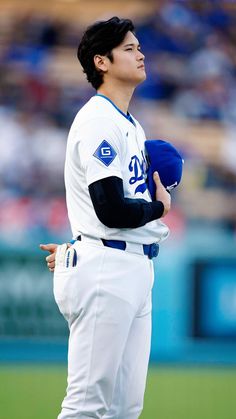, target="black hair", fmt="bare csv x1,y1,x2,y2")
77,16,134,89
